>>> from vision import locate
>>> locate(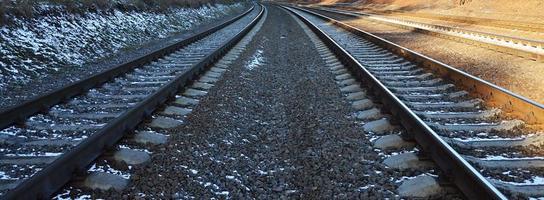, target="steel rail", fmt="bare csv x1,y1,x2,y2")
323,4,544,33
283,5,508,199
303,6,544,62
291,5,544,126
314,5,544,45
2,4,265,199
0,5,255,130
